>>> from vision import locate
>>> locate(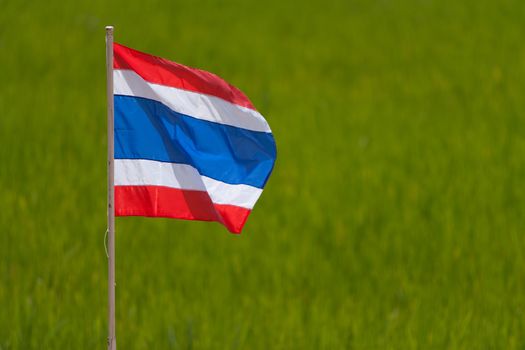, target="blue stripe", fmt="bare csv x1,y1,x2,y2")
114,95,276,188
